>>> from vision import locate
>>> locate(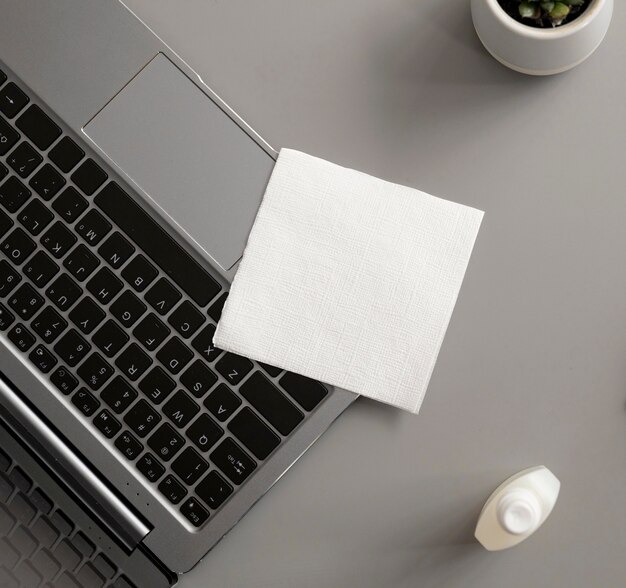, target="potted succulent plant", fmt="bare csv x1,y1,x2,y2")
471,0,613,75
